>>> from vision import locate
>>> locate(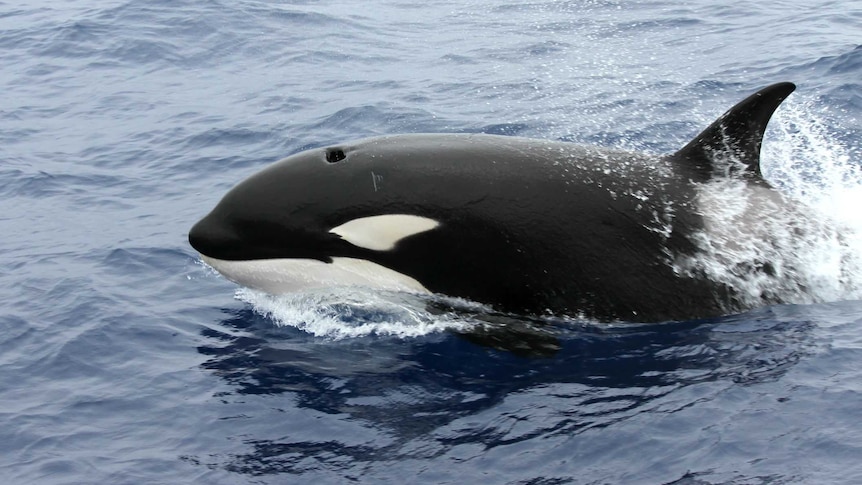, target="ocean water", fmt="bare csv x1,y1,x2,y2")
1,0,861,483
